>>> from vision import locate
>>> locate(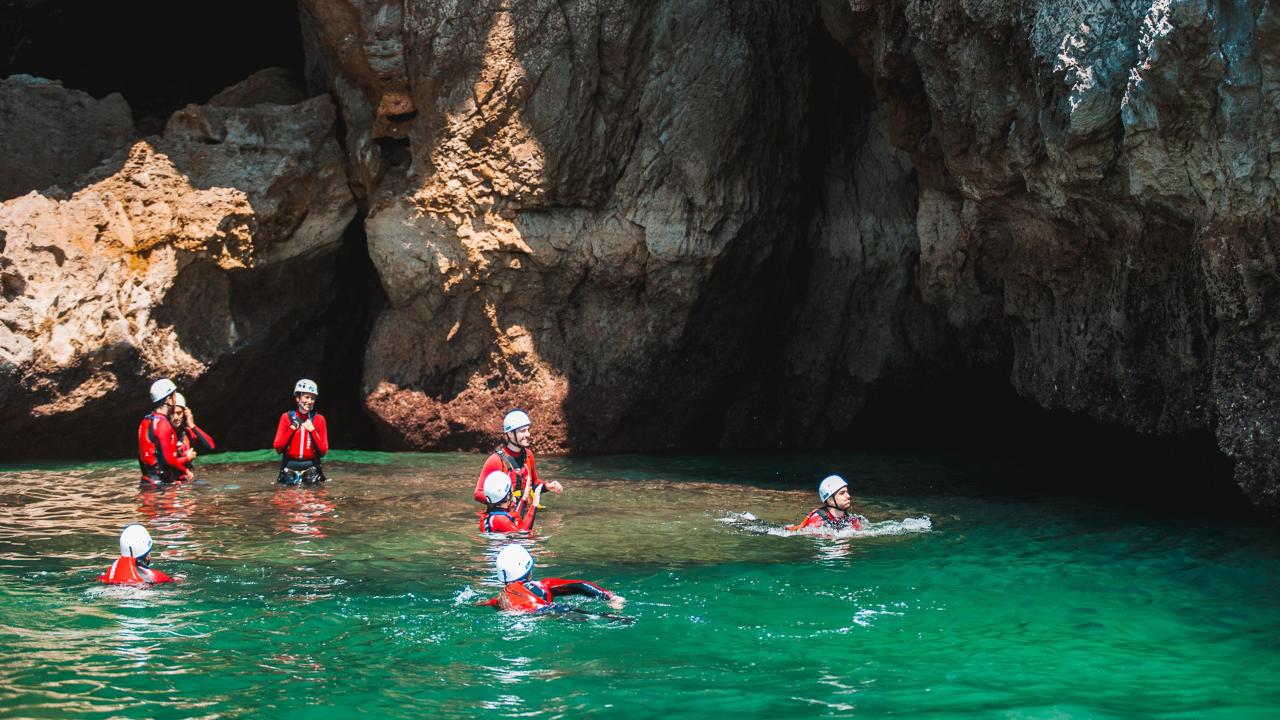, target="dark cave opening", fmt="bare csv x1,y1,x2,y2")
1,0,306,124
